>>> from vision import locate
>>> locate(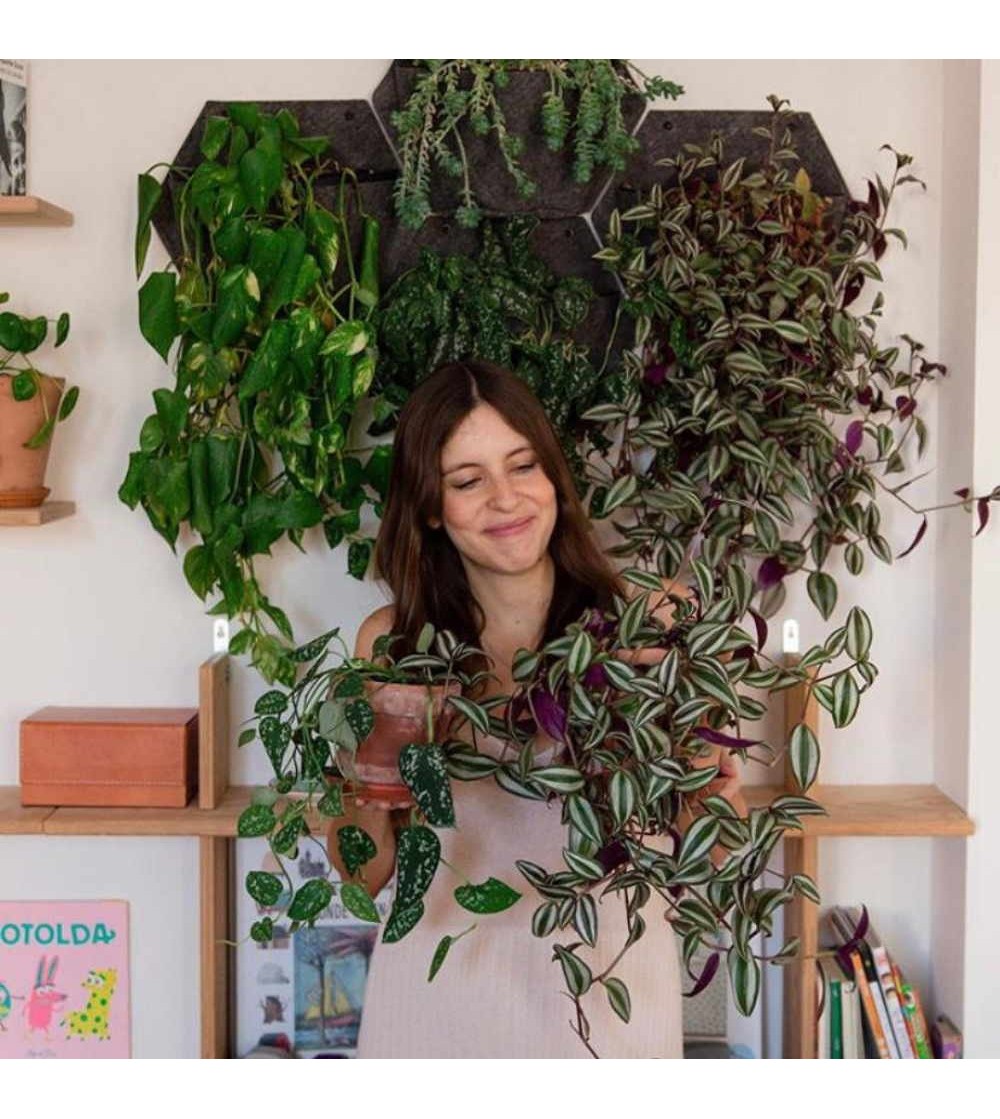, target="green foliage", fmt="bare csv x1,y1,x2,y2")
390,60,683,230
0,295,78,448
